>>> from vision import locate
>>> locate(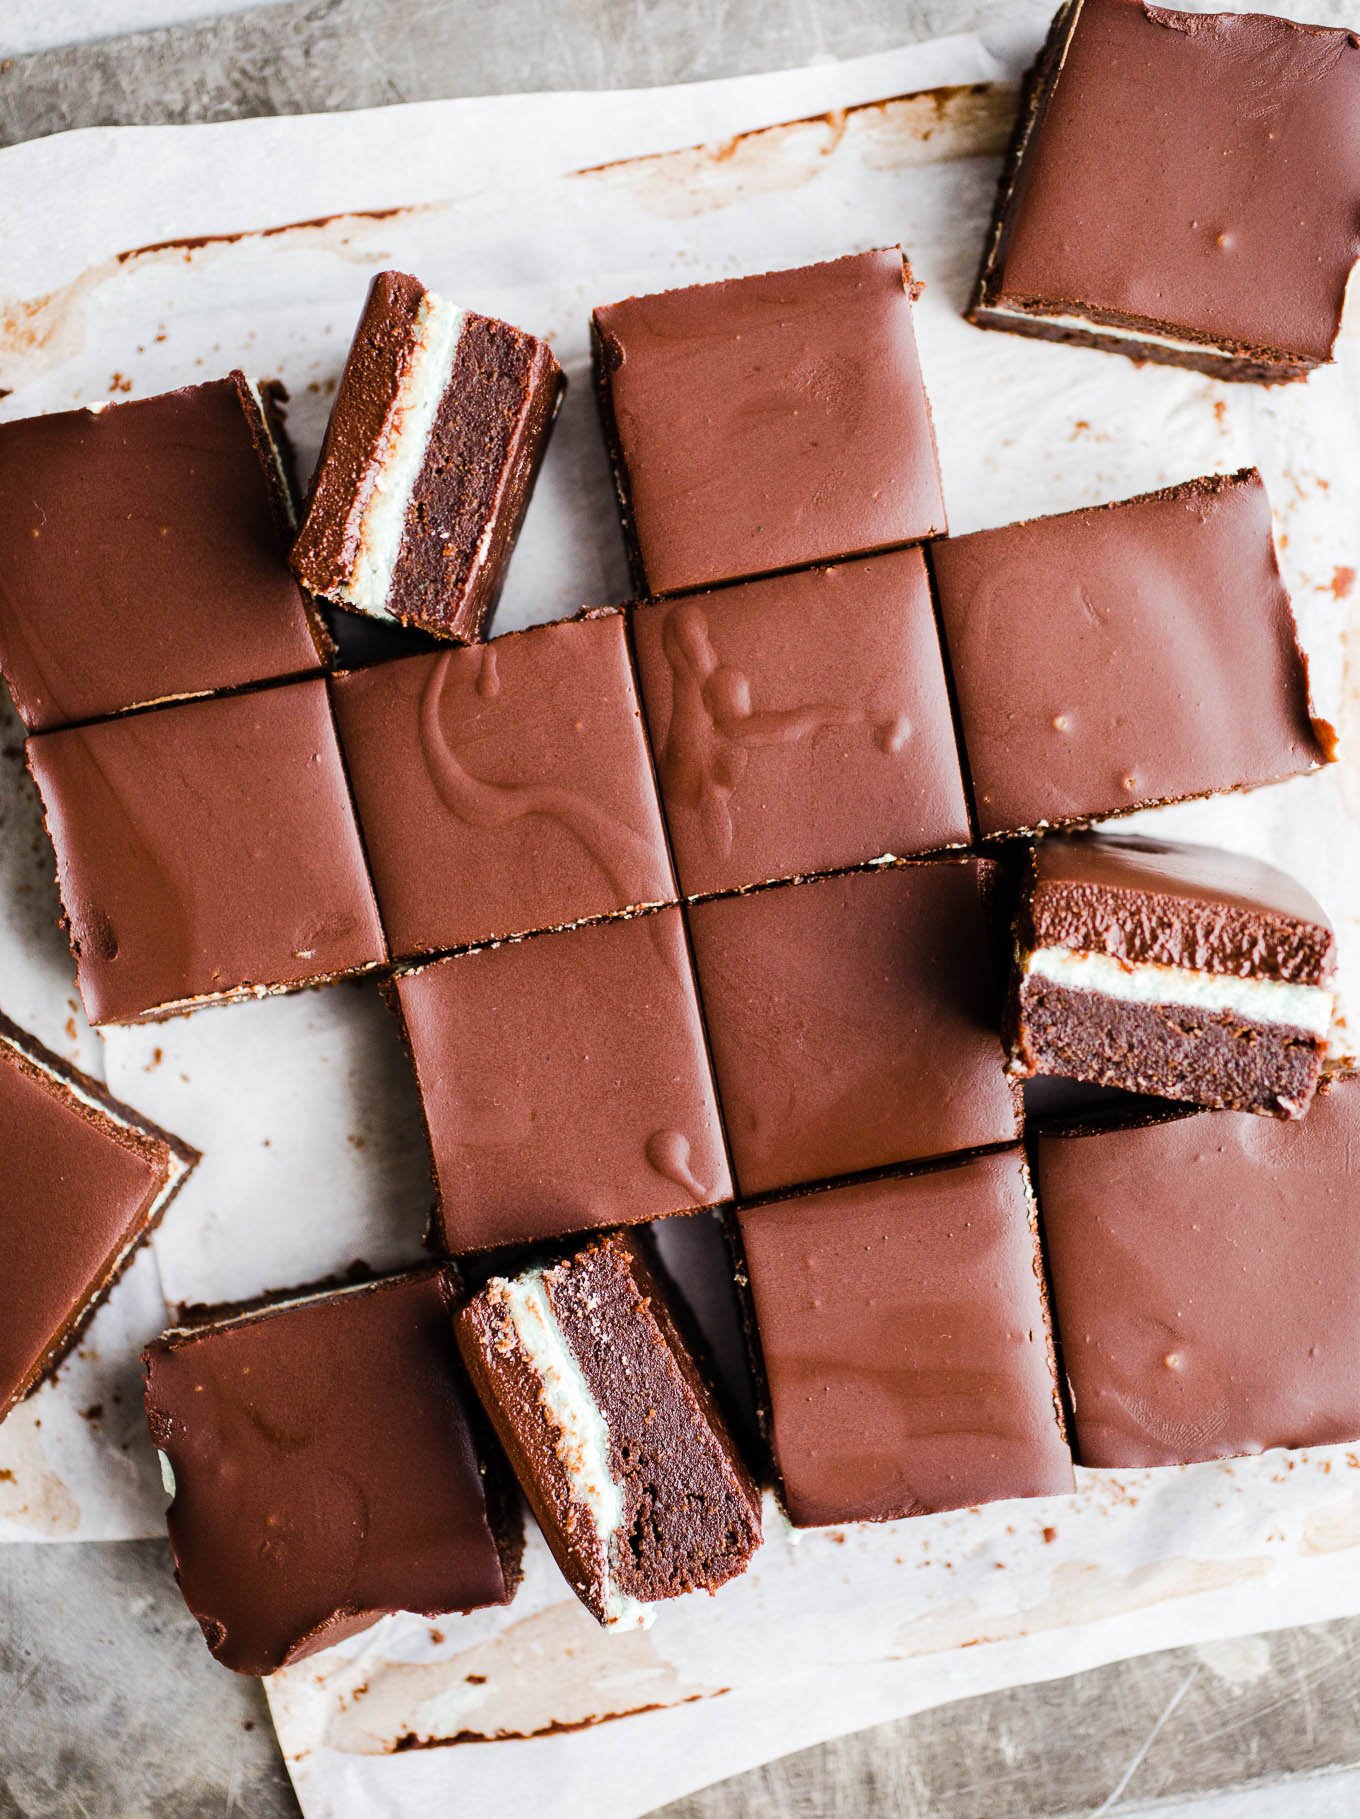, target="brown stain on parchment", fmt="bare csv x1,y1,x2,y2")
0,1404,80,1537
1300,1495,1360,1554
889,1555,1270,1658
0,205,424,395
571,82,1017,221
306,1601,722,1756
